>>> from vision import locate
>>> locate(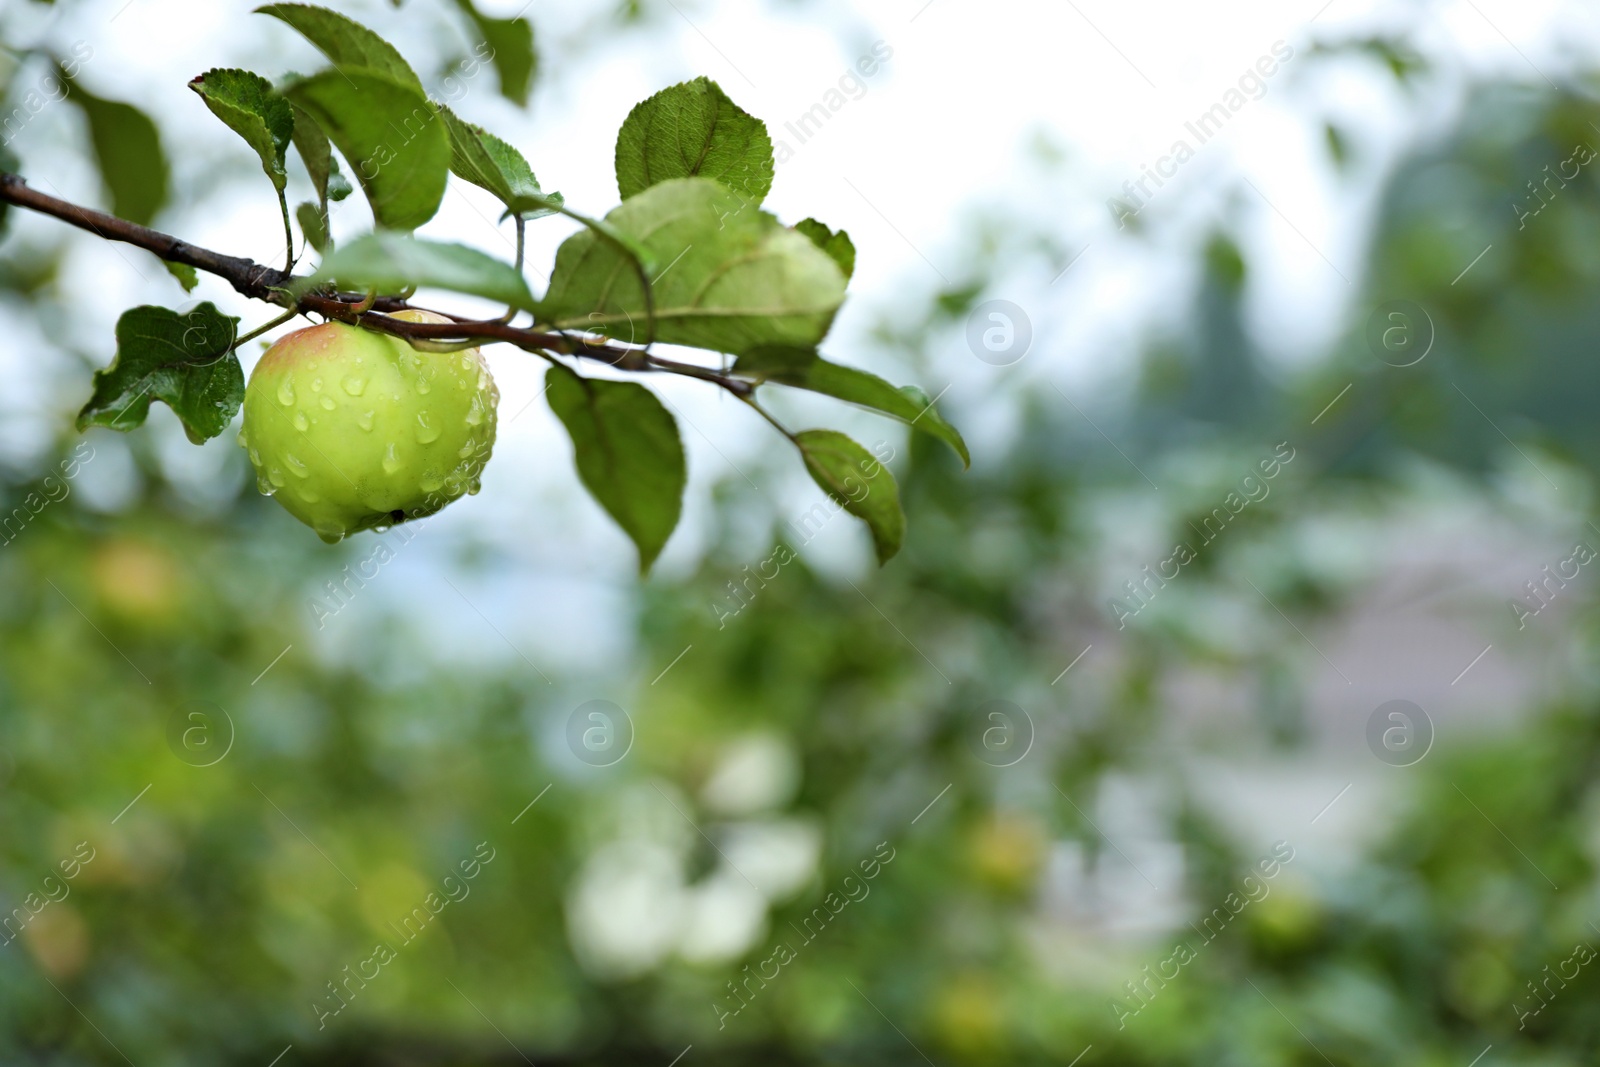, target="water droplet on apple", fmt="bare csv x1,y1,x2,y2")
357,410,374,431
342,376,366,397
284,453,310,478
419,472,443,493
293,411,309,432
311,377,323,392
276,378,295,405
415,412,441,444
319,396,336,411
268,467,287,488
382,442,401,475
